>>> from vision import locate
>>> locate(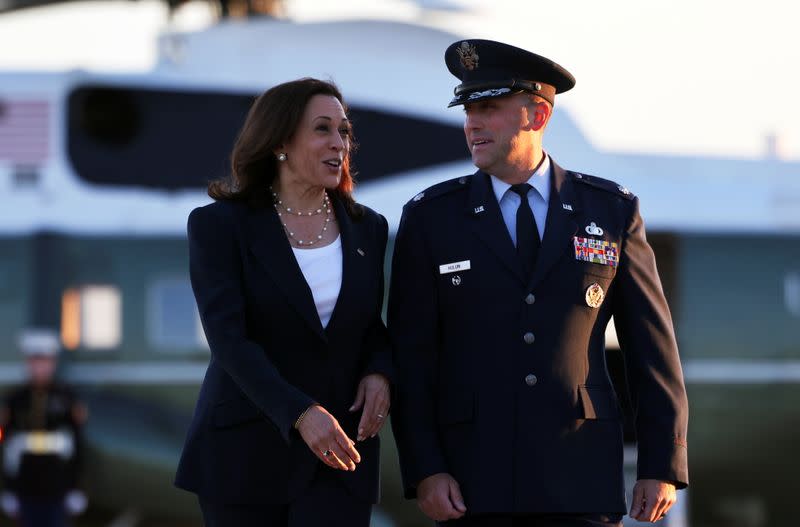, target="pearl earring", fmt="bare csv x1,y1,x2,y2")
277,153,287,162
